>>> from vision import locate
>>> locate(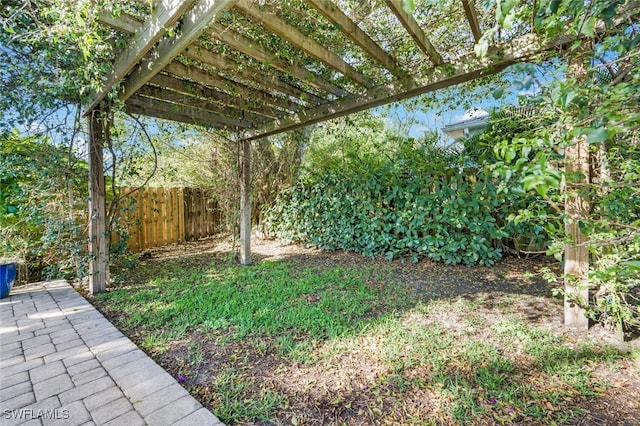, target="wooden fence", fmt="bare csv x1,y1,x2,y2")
116,187,221,252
